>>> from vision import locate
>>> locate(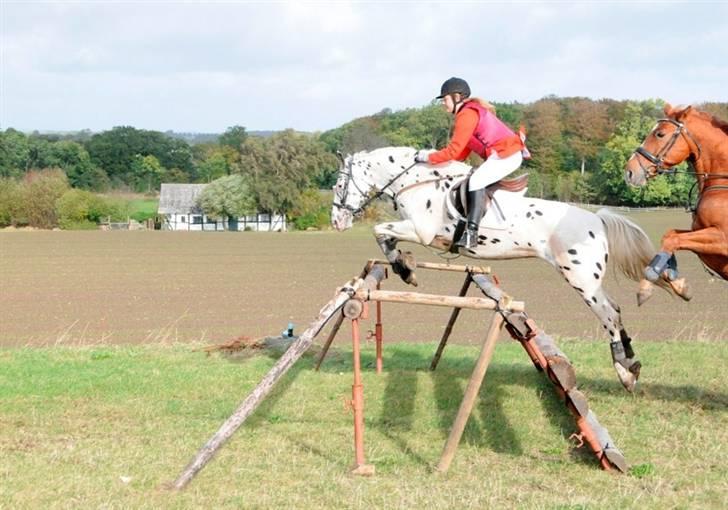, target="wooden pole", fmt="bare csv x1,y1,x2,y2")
357,289,524,312
436,313,504,474
430,275,472,371
314,312,345,371
370,259,490,275
170,279,363,490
